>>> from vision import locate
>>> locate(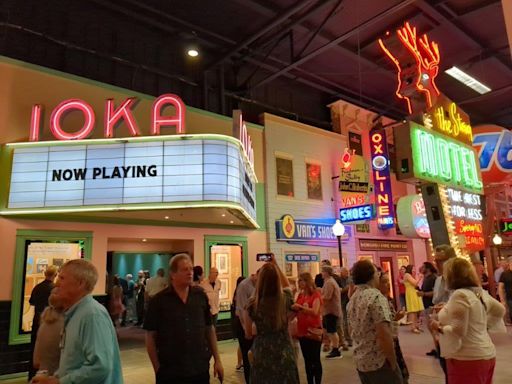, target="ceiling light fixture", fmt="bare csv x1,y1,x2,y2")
230,220,234,224
142,238,147,242
445,66,491,94
222,214,226,217
164,216,169,220
187,48,199,57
